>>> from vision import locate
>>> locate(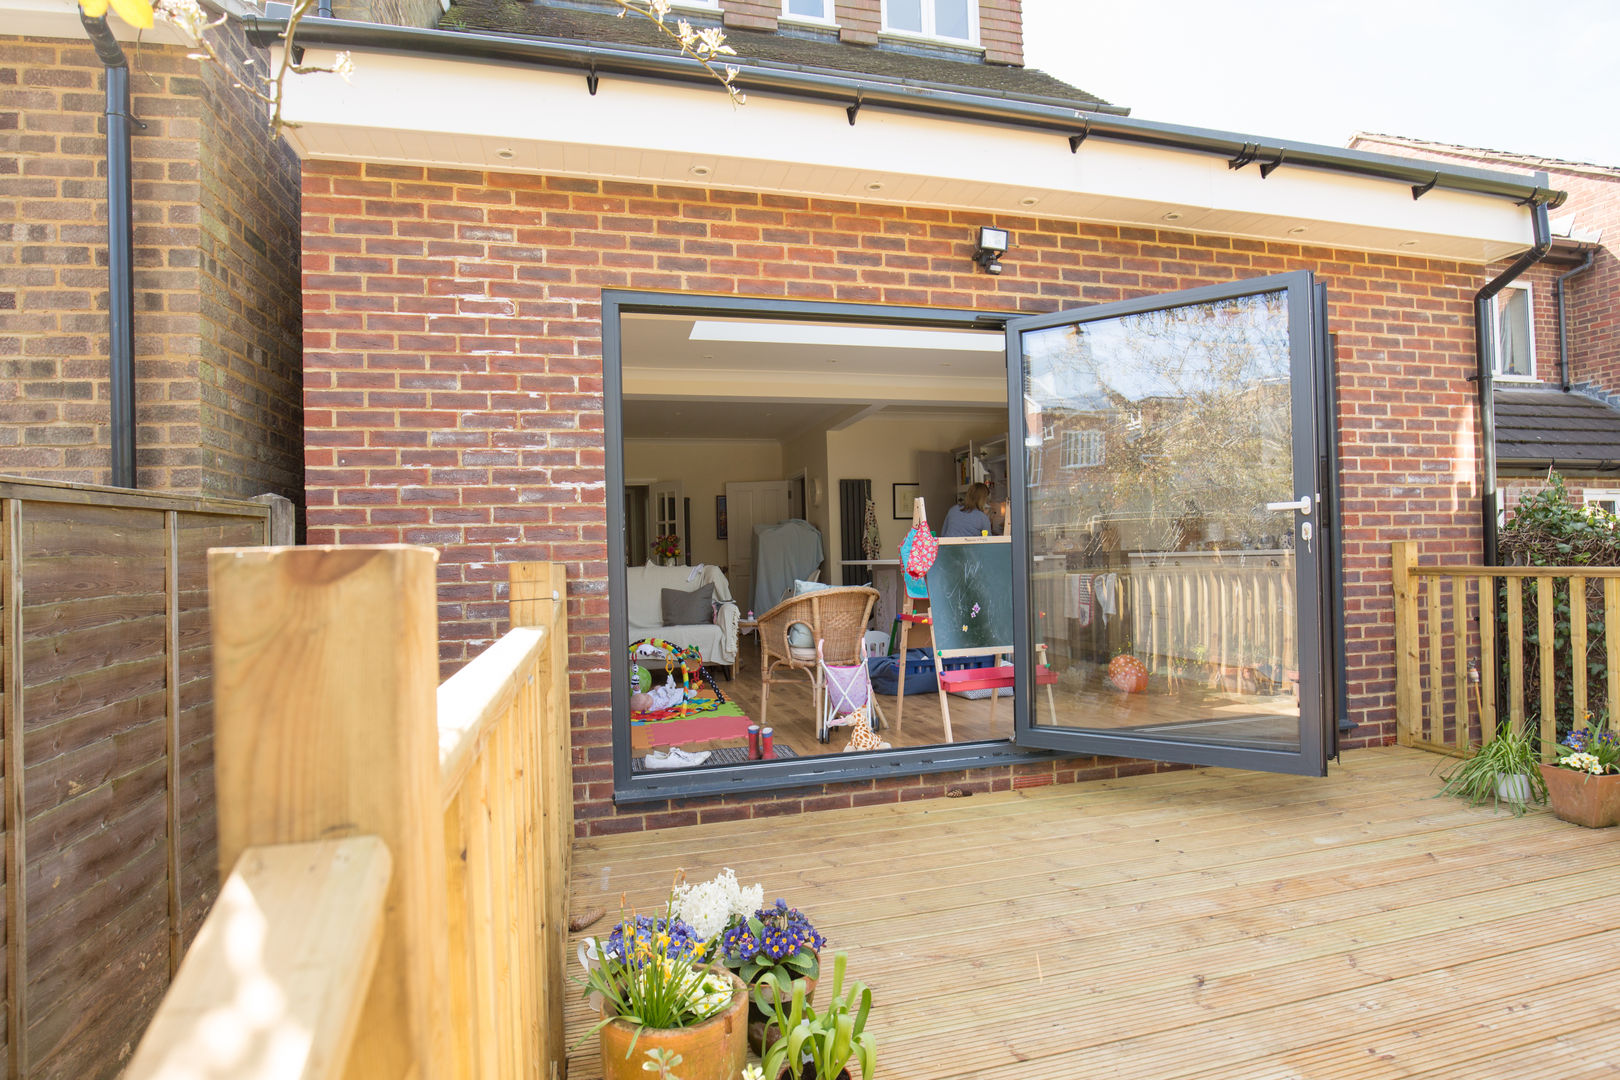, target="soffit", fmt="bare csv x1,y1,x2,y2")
274,47,1536,263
